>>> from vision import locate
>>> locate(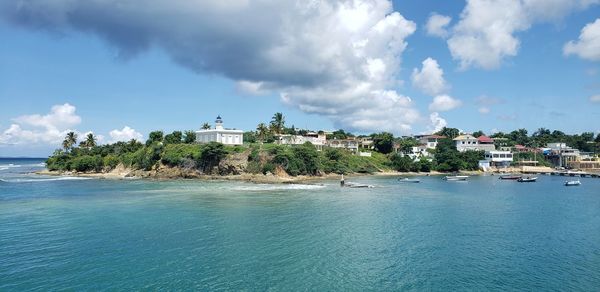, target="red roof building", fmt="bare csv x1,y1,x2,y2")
477,135,494,144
